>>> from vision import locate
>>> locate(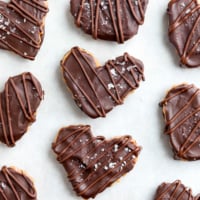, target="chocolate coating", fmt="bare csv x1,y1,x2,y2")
70,0,148,43
0,0,48,60
52,124,141,199
155,180,200,200
61,46,144,118
160,83,200,161
0,166,37,200
0,72,44,147
167,0,200,68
